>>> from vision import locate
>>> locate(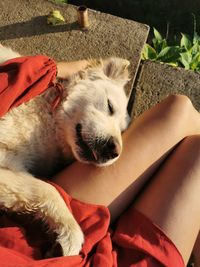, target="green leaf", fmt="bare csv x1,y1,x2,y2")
180,51,192,69
47,10,65,25
152,38,167,54
142,44,157,60
195,63,200,71
180,33,192,50
157,46,180,62
166,62,179,67
191,43,200,56
193,31,200,45
190,52,200,70
161,39,168,50
153,28,163,41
